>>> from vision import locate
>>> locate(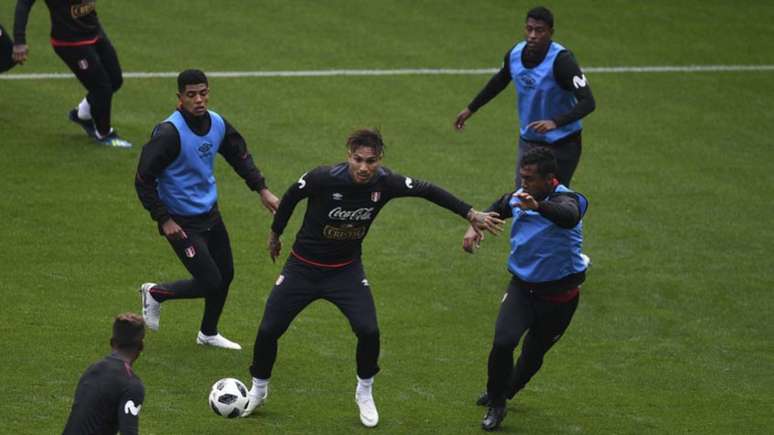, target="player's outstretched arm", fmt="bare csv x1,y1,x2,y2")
466,209,504,235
